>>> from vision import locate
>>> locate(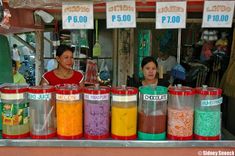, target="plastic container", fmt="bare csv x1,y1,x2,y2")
138,85,168,140
56,84,83,139
0,85,29,139
167,85,195,140
28,86,56,139
84,85,110,139
194,86,222,140
111,86,138,140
